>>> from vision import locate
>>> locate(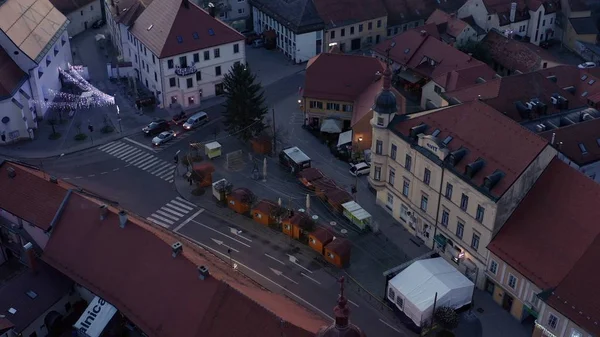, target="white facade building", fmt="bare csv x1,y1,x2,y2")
0,0,72,144
127,0,245,108
51,0,103,36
